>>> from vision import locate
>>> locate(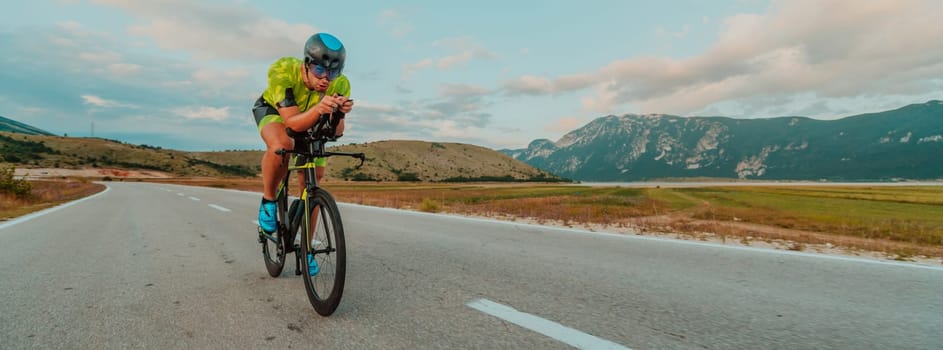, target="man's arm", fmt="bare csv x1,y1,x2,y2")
280,96,343,132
